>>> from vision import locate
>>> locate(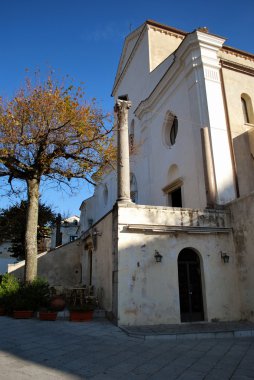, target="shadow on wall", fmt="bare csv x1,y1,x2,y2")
233,130,254,197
